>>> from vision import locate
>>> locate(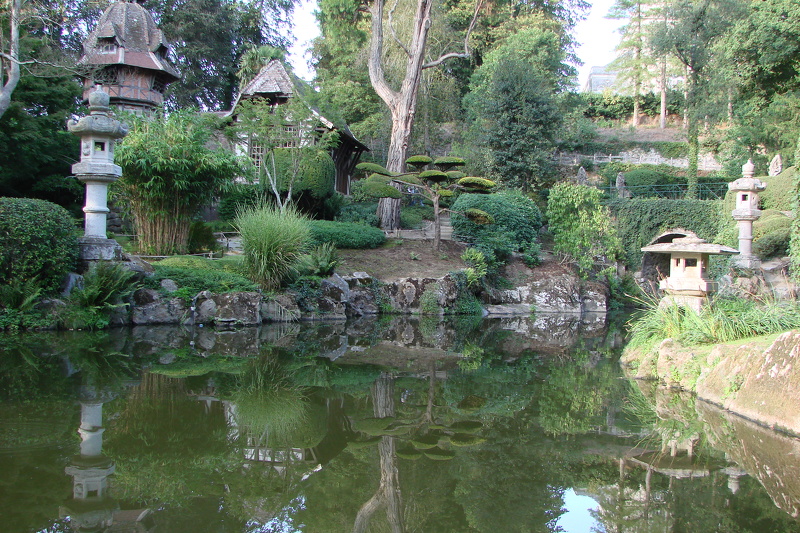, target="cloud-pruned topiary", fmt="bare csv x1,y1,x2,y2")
0,197,78,293
451,190,542,262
